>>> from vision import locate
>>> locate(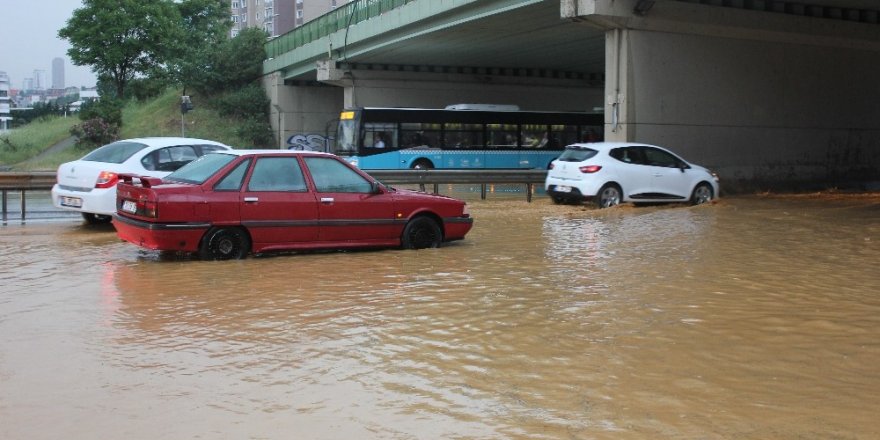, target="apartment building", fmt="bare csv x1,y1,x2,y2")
0,71,12,131
230,0,349,38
